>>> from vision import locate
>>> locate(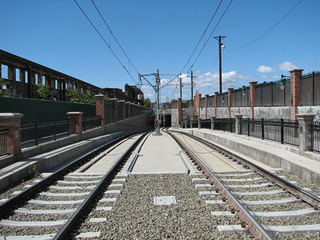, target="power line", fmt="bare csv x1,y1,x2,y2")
180,0,224,74
91,0,141,77
74,0,138,85
186,0,233,74
227,0,303,51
